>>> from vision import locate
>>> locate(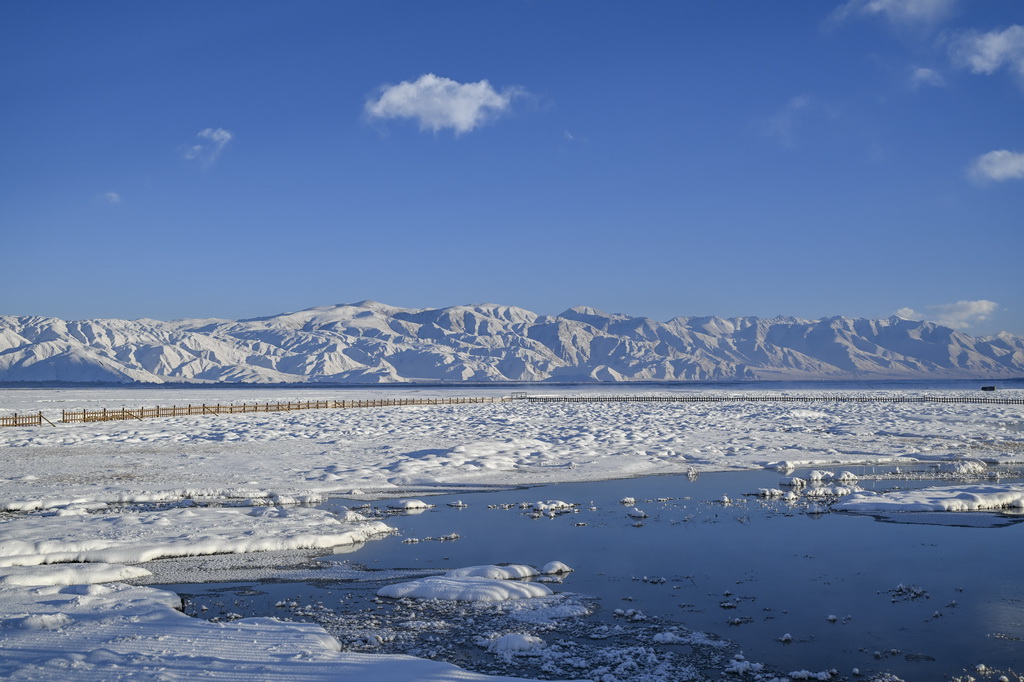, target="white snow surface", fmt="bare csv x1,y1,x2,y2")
1,385,1023,680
